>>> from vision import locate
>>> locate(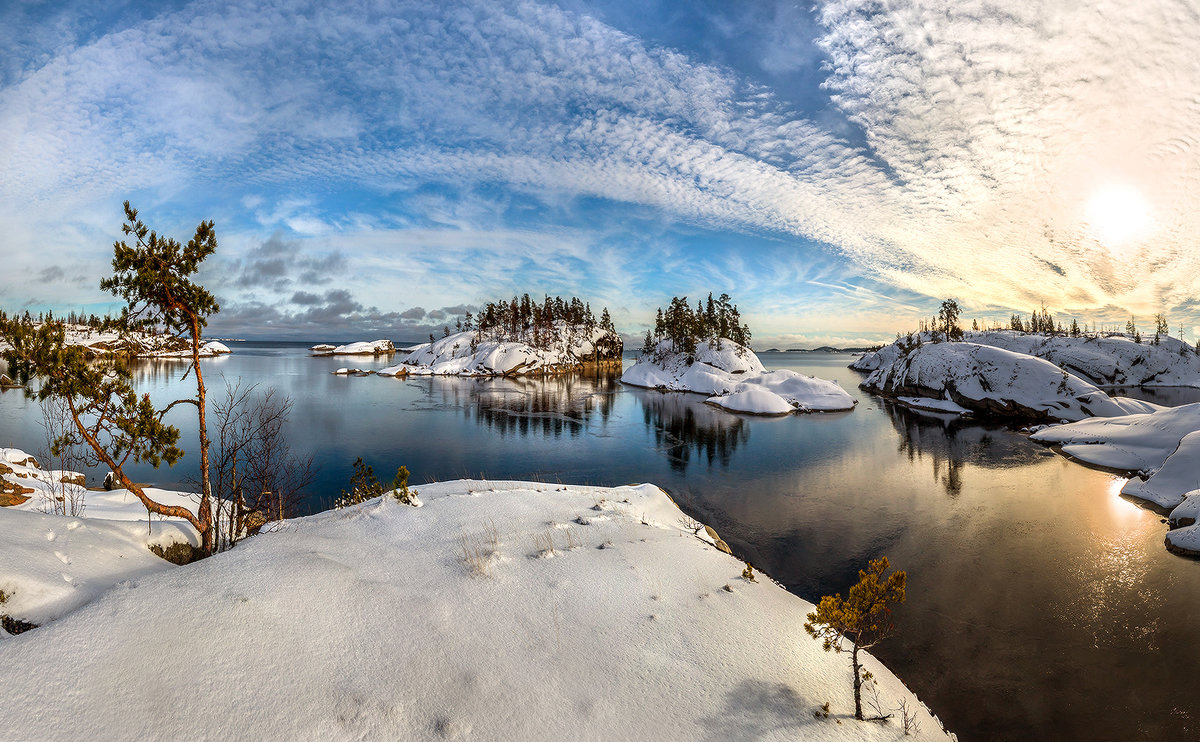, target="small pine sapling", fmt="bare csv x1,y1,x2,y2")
742,562,757,582
390,465,419,505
